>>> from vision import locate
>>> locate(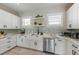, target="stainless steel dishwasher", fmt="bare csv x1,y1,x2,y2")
43,37,55,53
